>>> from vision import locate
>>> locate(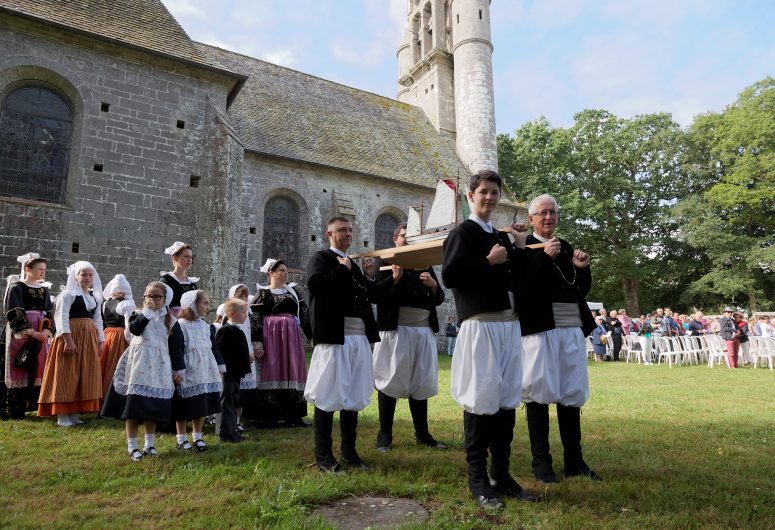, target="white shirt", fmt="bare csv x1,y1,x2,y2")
469,214,493,234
